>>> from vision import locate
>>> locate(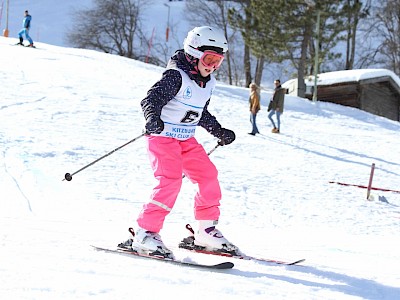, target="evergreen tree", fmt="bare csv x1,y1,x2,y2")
231,0,354,96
